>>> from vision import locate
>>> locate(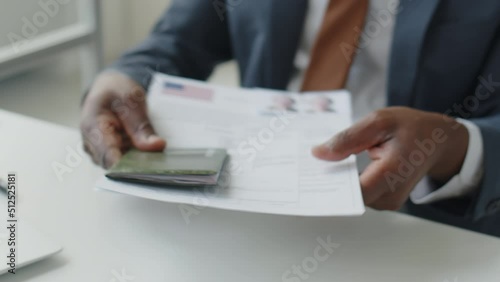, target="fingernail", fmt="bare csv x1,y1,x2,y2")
109,149,122,162
316,139,334,150
146,135,161,143
103,148,122,168
312,144,323,151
